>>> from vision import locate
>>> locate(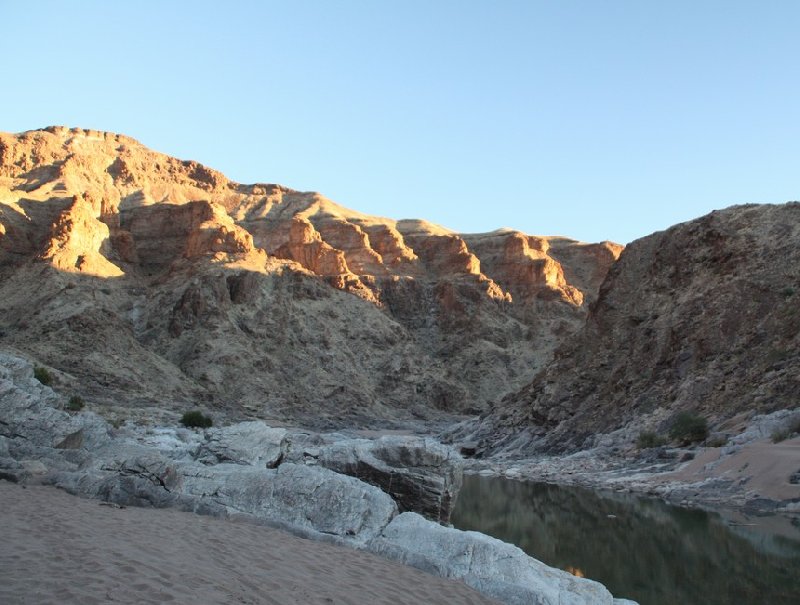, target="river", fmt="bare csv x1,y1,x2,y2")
451,475,800,605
